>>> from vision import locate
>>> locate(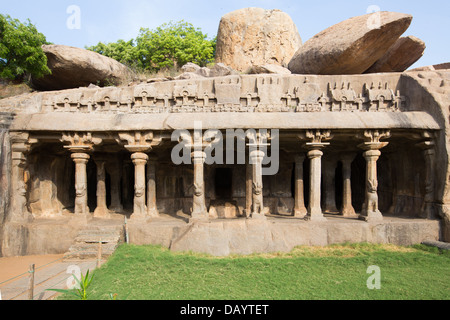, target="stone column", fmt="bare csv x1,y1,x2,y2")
72,153,90,216
245,162,252,218
340,153,357,217
293,154,307,218
117,131,163,220
93,159,110,219
322,157,338,213
131,152,148,219
302,130,332,222
418,140,436,219
10,149,31,222
250,149,266,220
360,149,383,222
306,148,327,221
147,155,159,218
107,159,123,213
191,150,208,221
358,130,390,222
340,154,356,217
